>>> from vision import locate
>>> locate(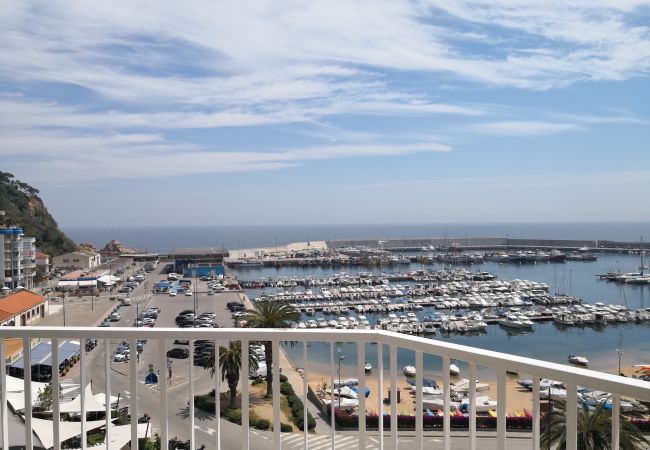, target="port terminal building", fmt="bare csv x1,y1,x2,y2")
168,247,228,278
